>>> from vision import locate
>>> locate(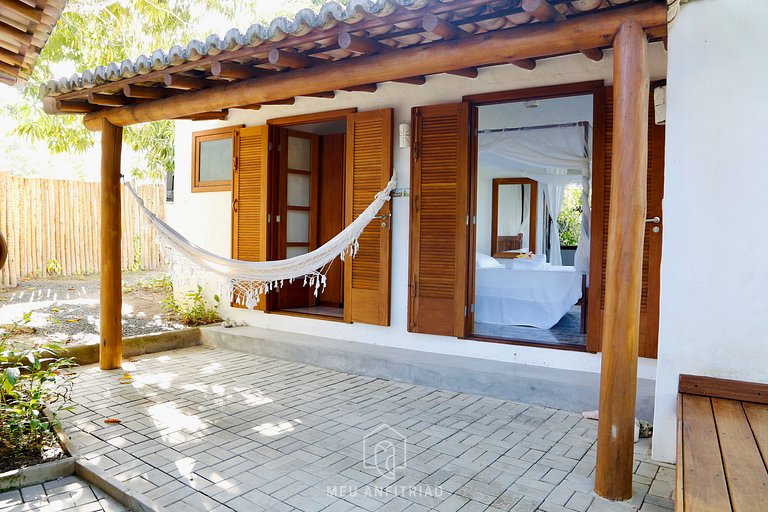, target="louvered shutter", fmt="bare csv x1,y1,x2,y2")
408,103,470,337
344,109,393,325
231,125,269,311
587,87,665,358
